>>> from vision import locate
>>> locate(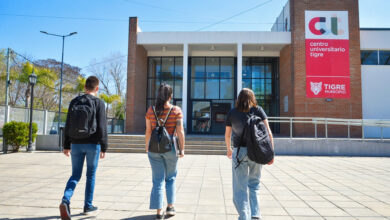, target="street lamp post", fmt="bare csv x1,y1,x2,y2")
40,31,77,149
27,72,37,152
